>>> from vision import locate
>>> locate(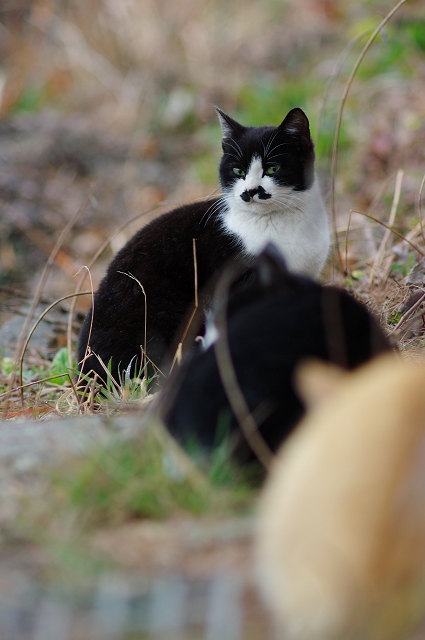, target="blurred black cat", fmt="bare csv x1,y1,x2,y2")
162,244,391,463
78,108,329,383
